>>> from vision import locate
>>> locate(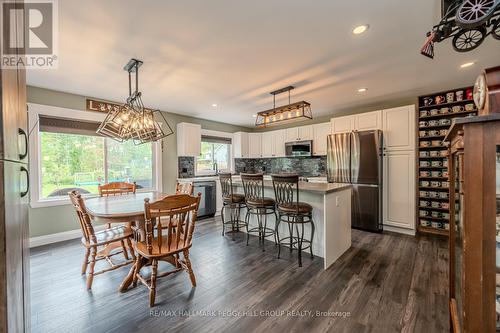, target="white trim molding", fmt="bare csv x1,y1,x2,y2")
28,103,163,208
29,225,106,248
